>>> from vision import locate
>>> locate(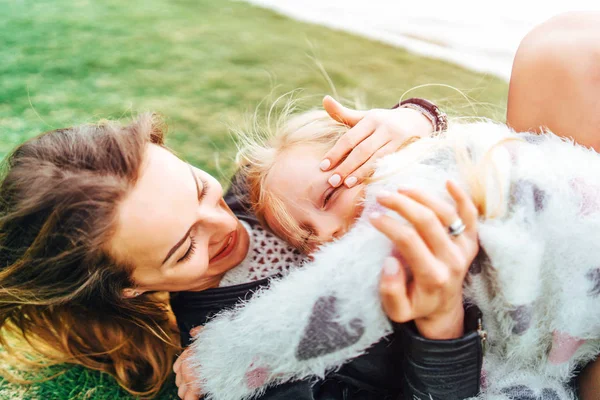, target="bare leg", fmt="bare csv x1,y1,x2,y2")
578,357,600,400
507,12,600,397
507,12,600,150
